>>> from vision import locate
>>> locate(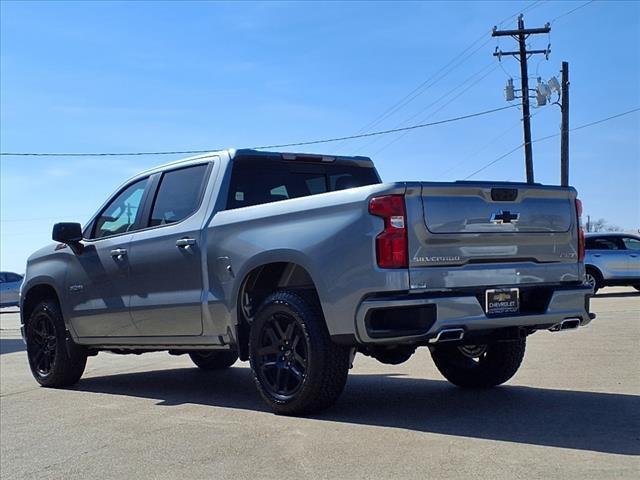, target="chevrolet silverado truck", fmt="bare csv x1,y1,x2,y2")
20,149,594,415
